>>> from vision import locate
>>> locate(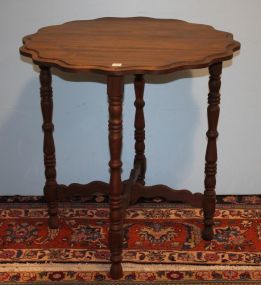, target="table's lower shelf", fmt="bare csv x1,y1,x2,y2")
57,180,203,208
